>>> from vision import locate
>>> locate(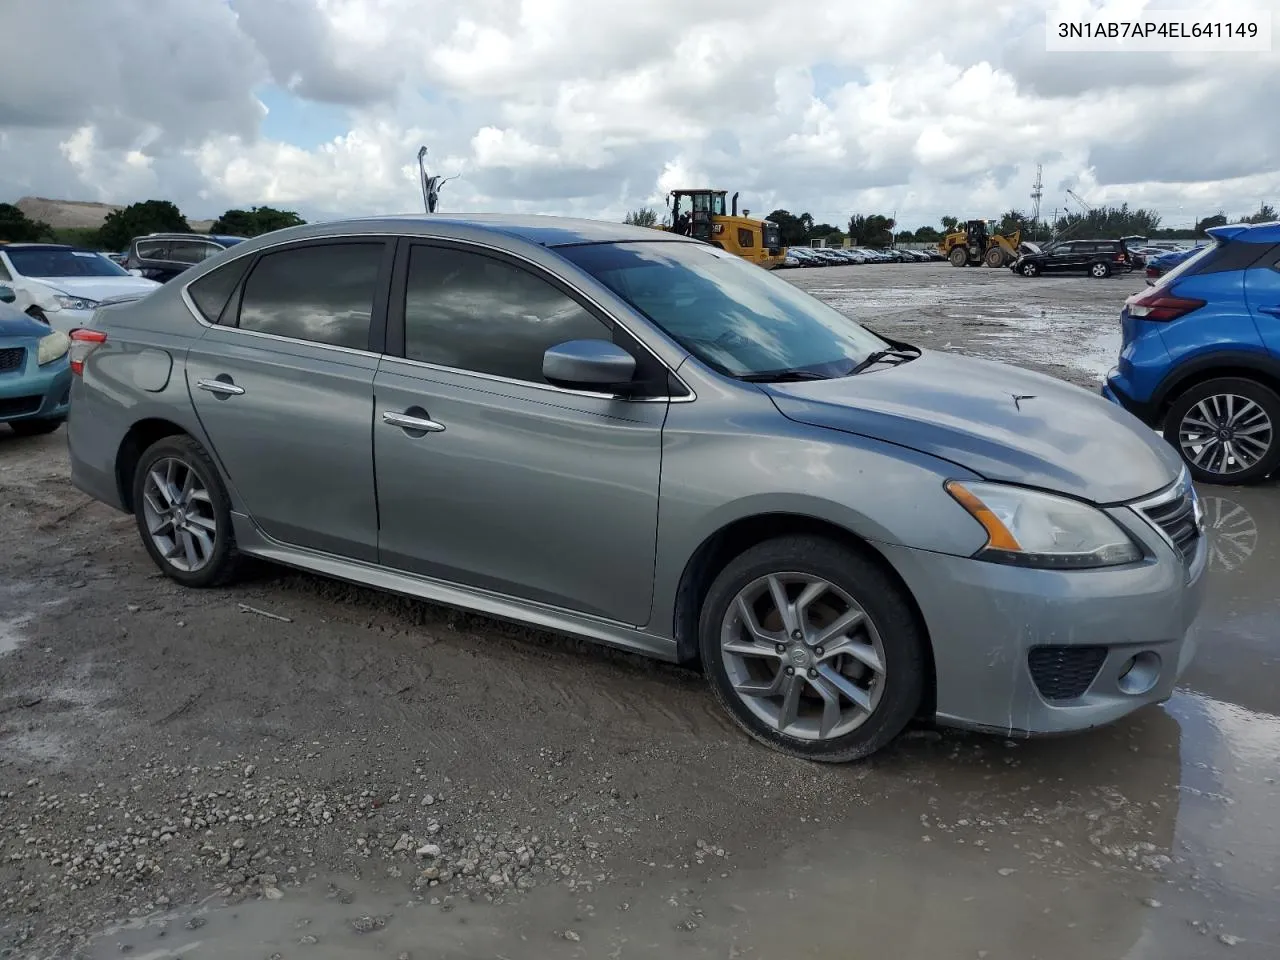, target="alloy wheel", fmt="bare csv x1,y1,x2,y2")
141,457,218,573
1178,394,1274,477
719,573,886,741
